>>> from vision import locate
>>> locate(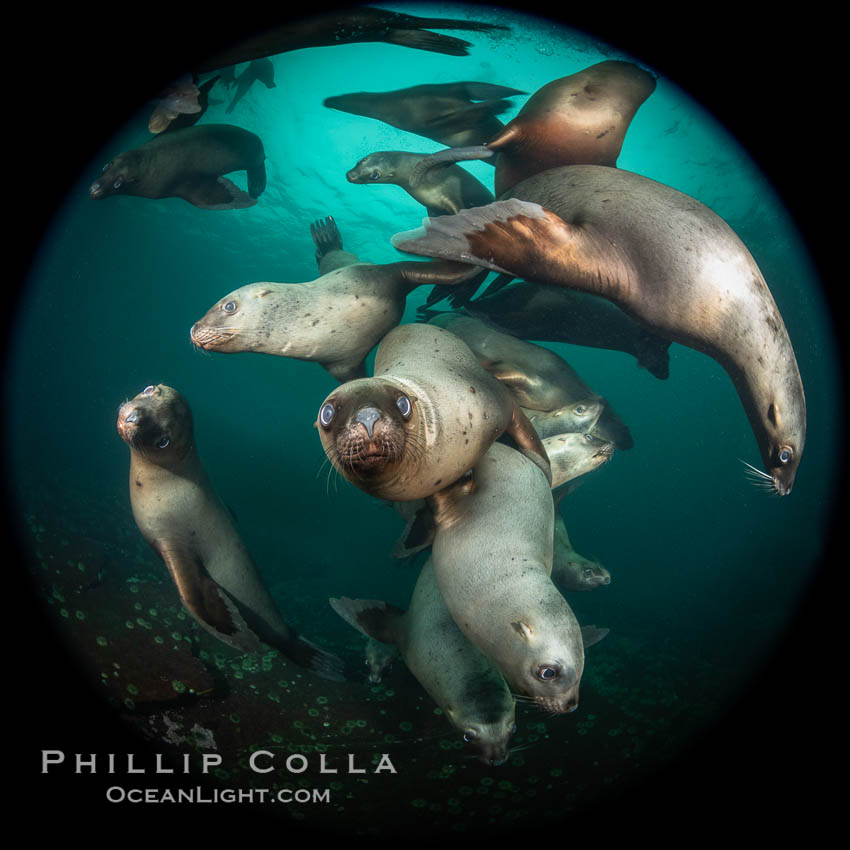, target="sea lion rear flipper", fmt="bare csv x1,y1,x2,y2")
581,625,610,649
158,543,264,654
457,83,527,101
635,329,672,380
508,403,552,485
177,176,257,210
474,273,516,301
409,146,494,189
329,597,405,645
422,99,515,131
383,28,472,56
281,634,347,682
